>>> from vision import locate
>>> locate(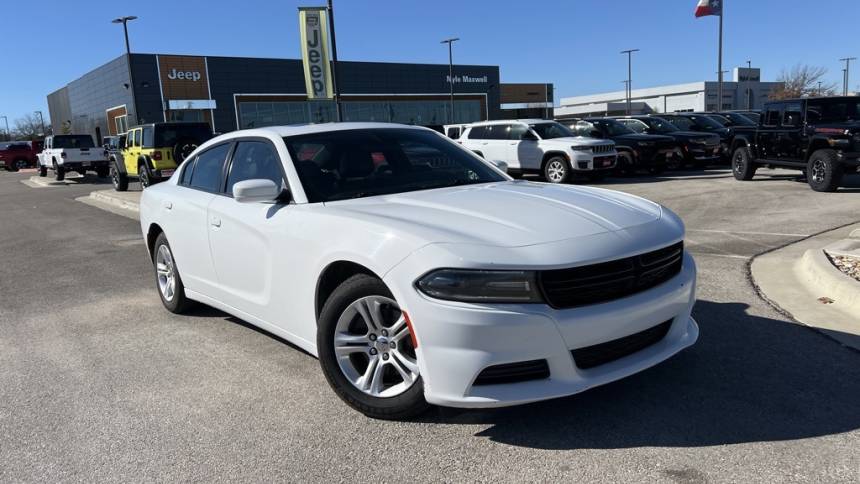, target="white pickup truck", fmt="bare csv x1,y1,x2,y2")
37,134,109,181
